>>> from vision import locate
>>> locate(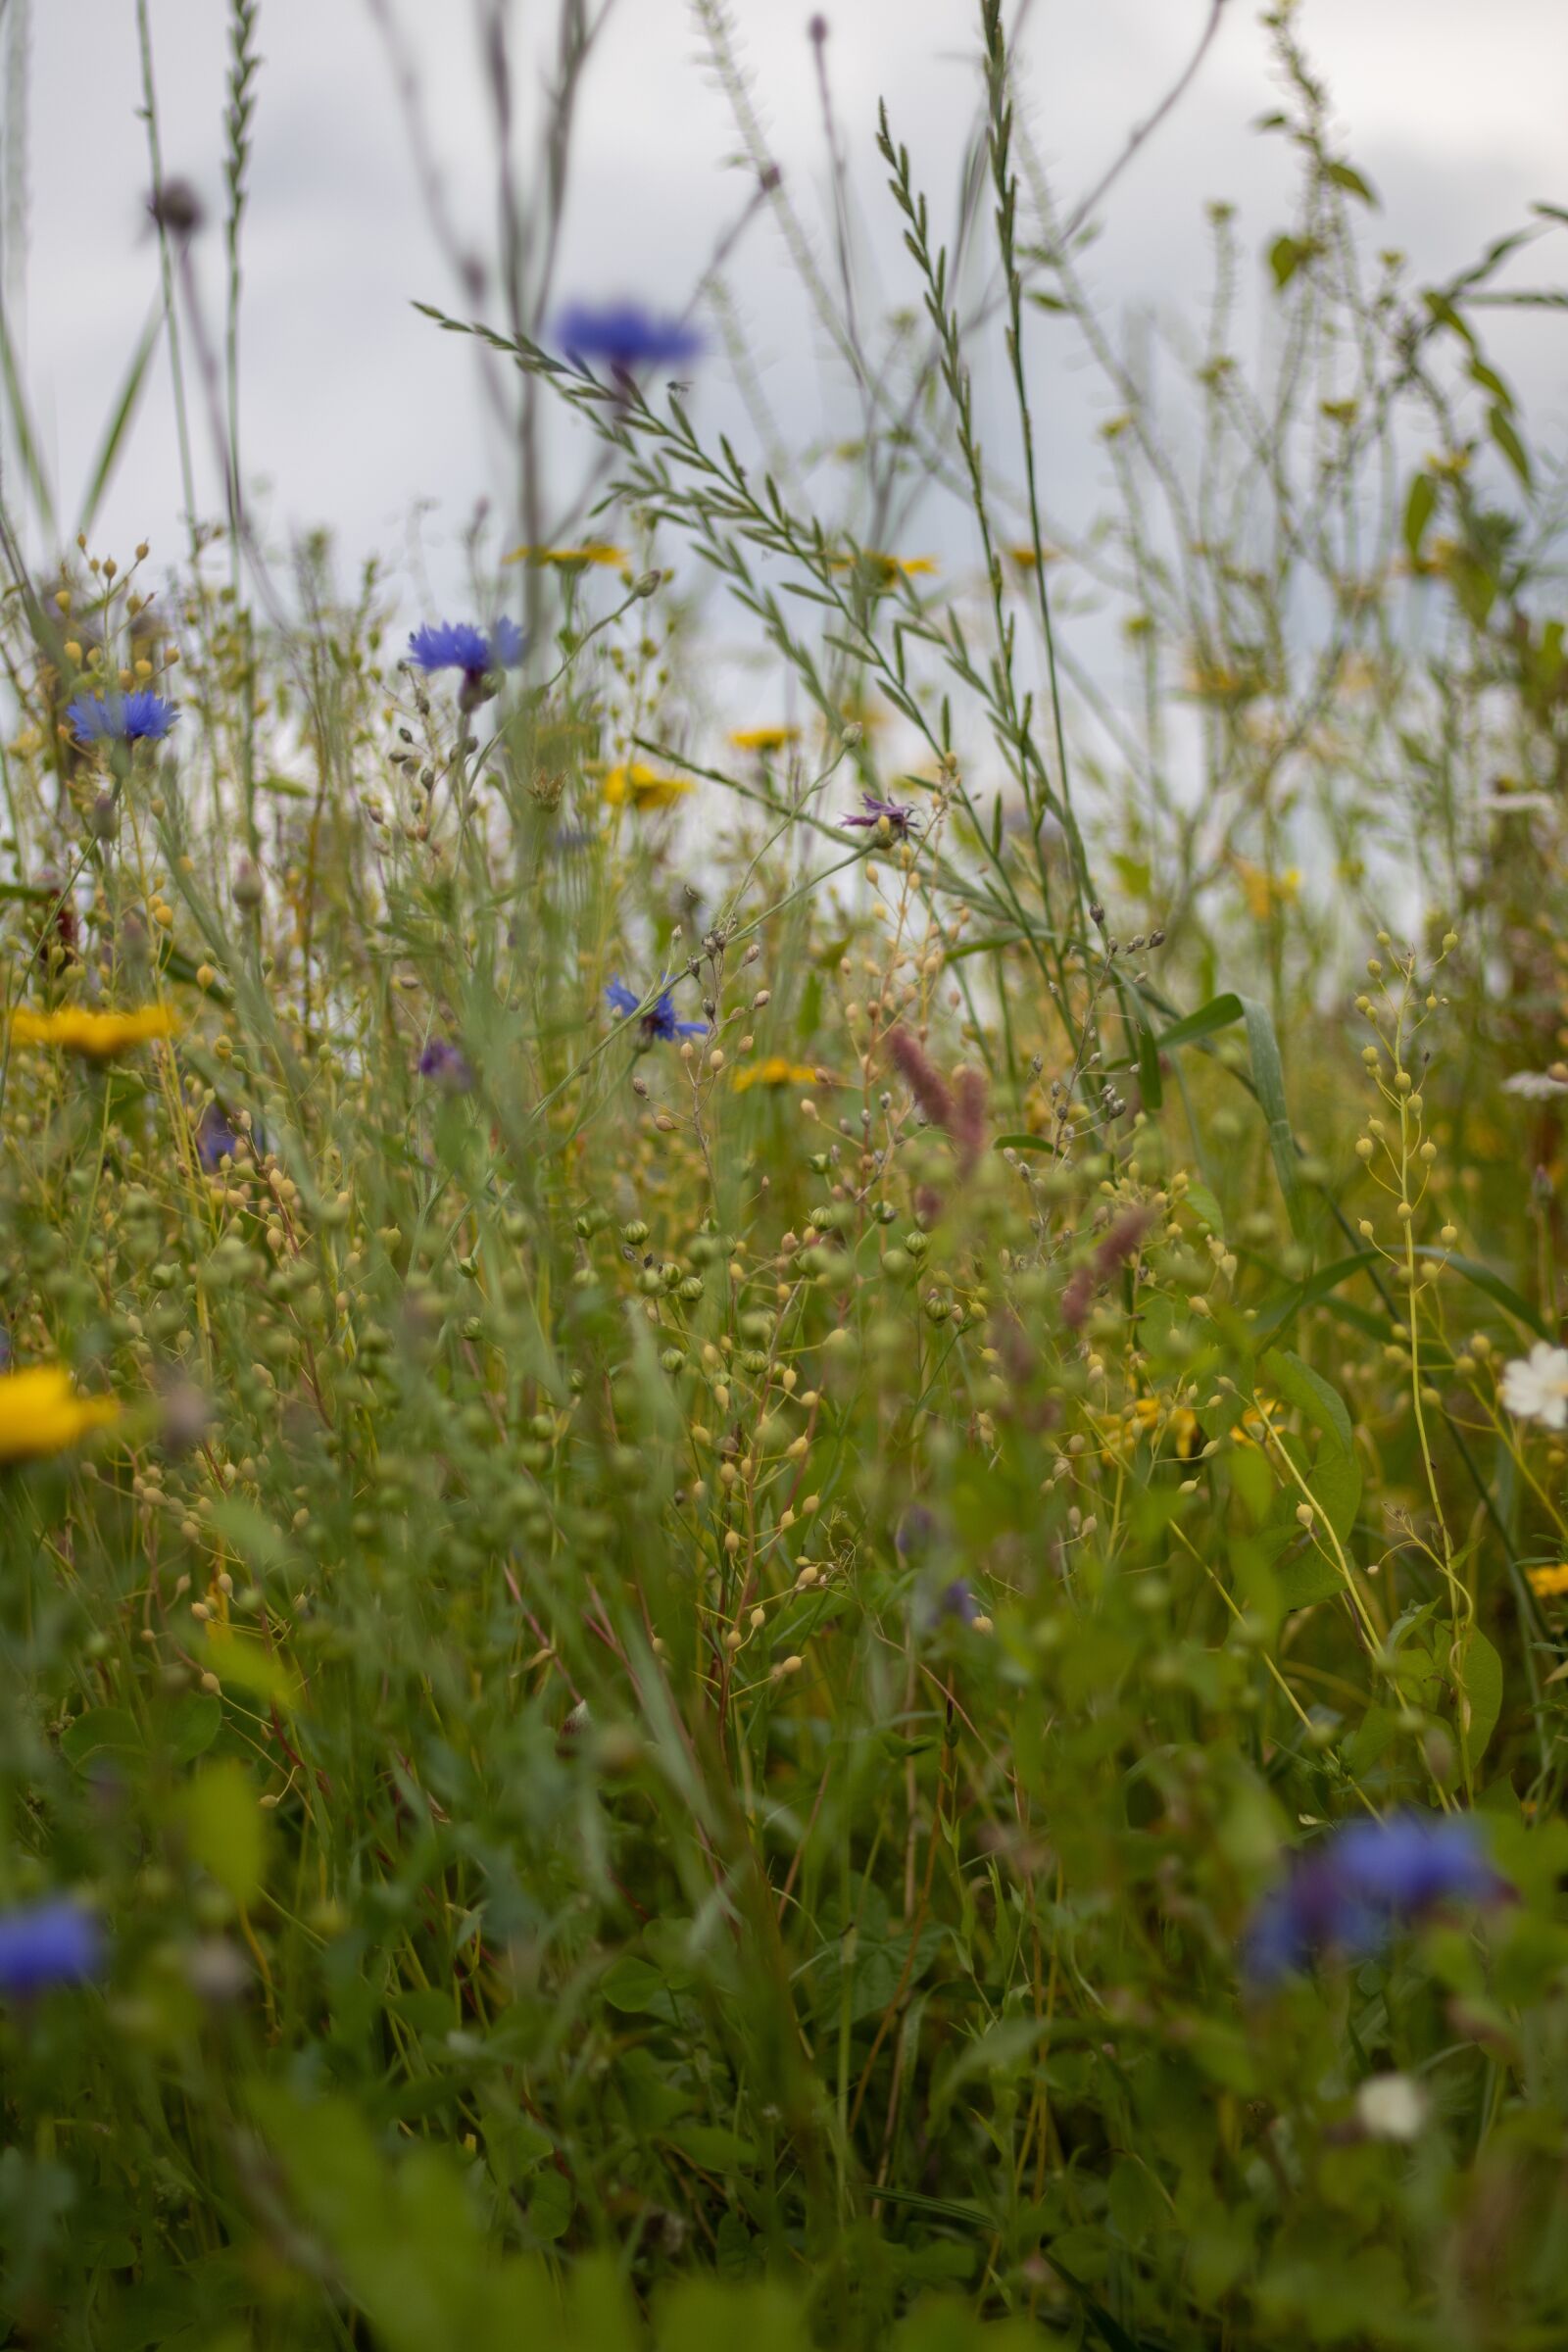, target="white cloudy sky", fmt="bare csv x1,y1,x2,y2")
15,0,1568,615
